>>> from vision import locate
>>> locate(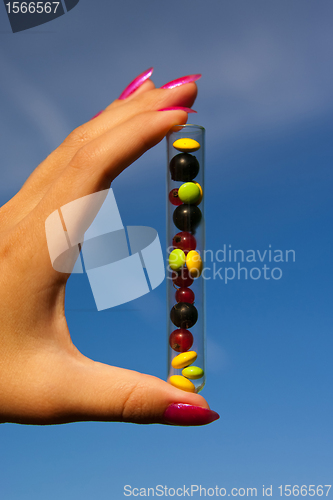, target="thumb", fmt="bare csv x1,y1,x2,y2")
58,357,220,426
